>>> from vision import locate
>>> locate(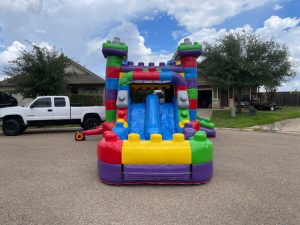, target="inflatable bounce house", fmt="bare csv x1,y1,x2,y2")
97,37,215,184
